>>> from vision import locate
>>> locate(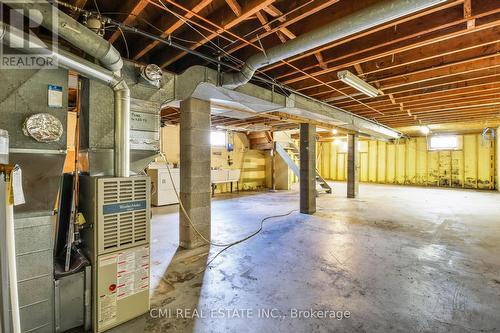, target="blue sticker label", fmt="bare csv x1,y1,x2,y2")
103,200,147,215
48,84,63,108
48,84,63,92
